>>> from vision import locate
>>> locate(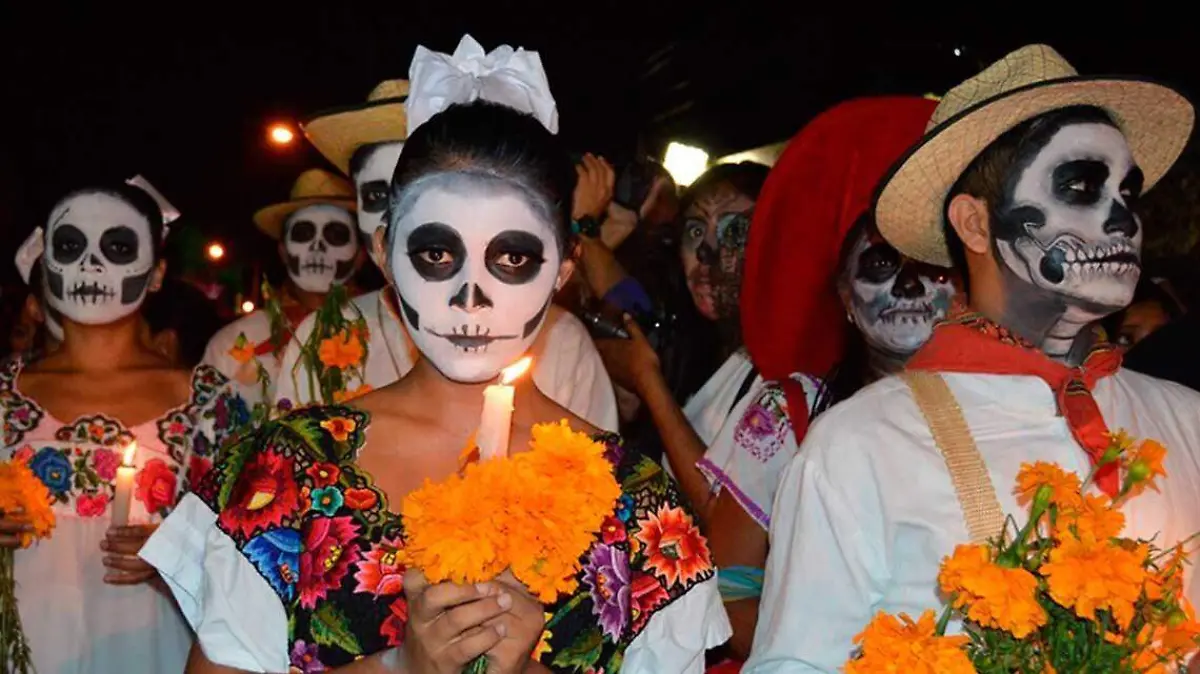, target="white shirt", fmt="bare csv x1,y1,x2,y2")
202,311,278,408
272,289,619,431
744,369,1200,673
